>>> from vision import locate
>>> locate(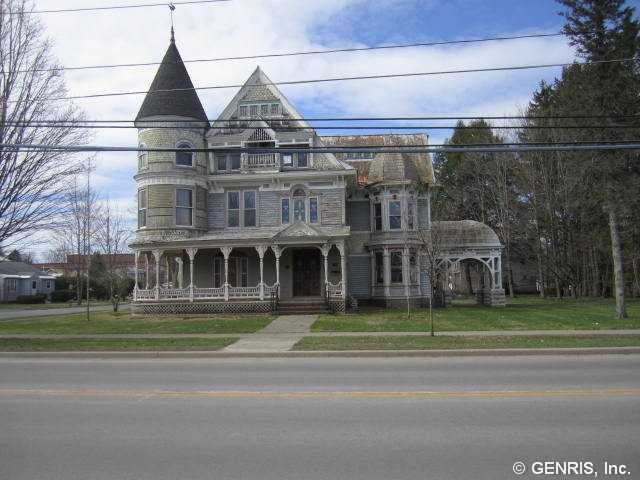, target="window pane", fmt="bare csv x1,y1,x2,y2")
243,191,255,209
261,104,269,115
270,103,279,115
230,153,241,170
244,209,256,227
309,197,318,223
294,198,305,221
282,154,293,166
389,201,401,230
228,210,239,227
281,198,290,224
389,201,401,216
176,144,193,166
297,152,308,168
228,192,239,210
176,189,192,207
216,154,227,171
391,252,403,283
176,207,192,226
250,105,258,117
375,252,384,284
239,105,247,117
138,189,146,208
